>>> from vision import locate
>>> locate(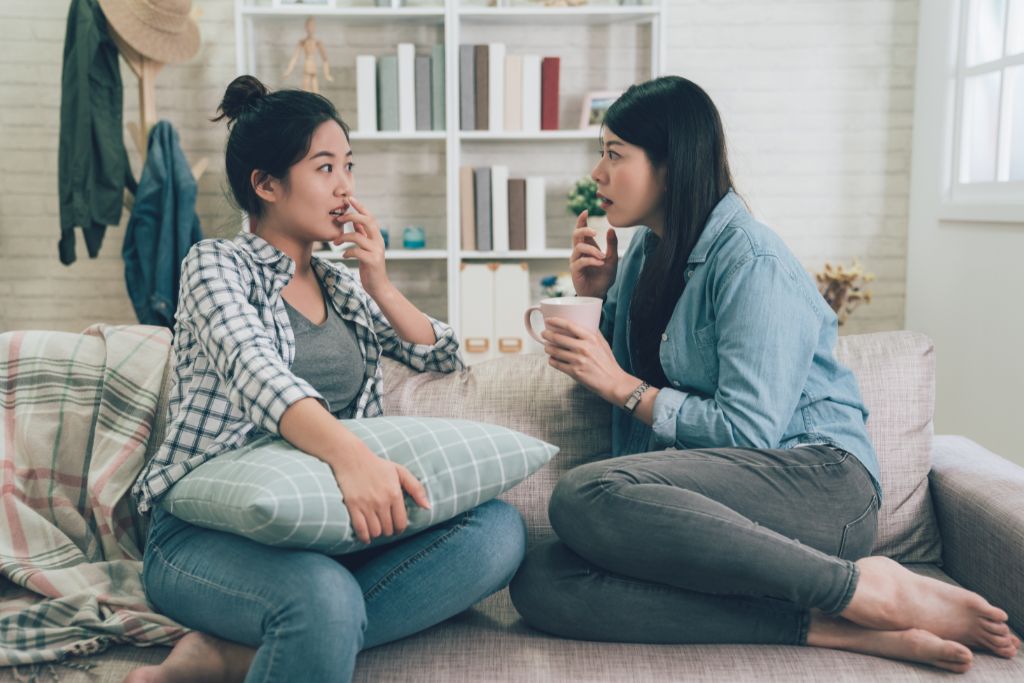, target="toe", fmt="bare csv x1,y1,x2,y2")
938,660,972,674
946,642,973,662
981,618,1010,635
